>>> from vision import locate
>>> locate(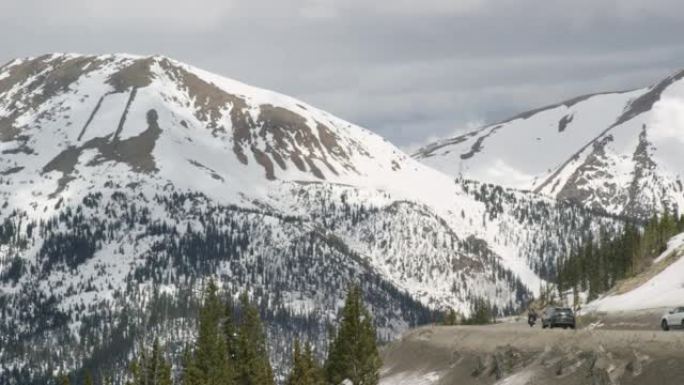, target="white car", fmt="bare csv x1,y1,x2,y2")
661,307,684,331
